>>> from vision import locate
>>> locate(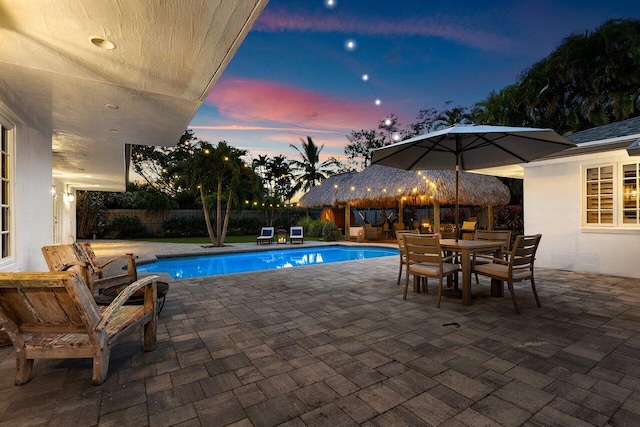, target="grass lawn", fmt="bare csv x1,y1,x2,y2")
136,235,323,244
